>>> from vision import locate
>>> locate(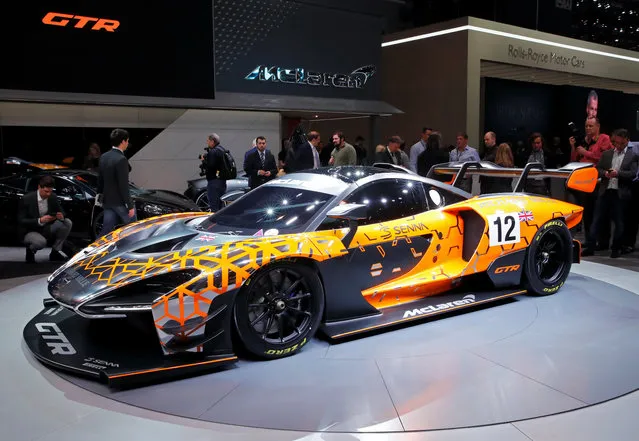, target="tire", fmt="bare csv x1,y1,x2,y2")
523,219,573,296
233,262,324,359
91,211,104,241
195,192,210,212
